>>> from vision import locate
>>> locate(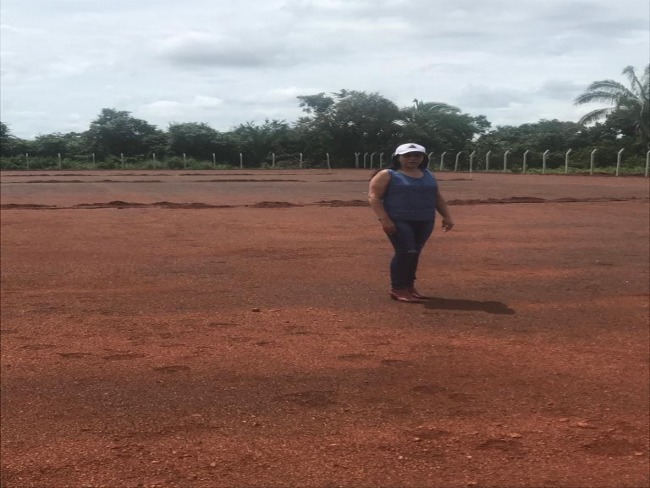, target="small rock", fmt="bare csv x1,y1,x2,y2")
413,437,422,442
397,455,404,460
252,308,261,312
558,418,570,423
634,452,644,456
508,433,523,438
576,421,597,429
209,462,217,468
